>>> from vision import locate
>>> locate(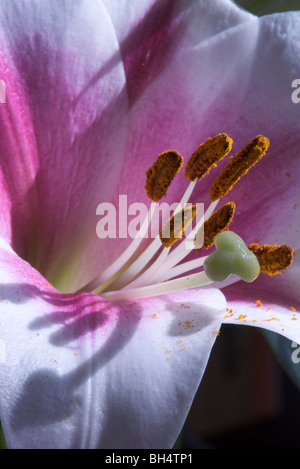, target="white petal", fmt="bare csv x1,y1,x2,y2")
223,251,300,342
0,239,226,448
